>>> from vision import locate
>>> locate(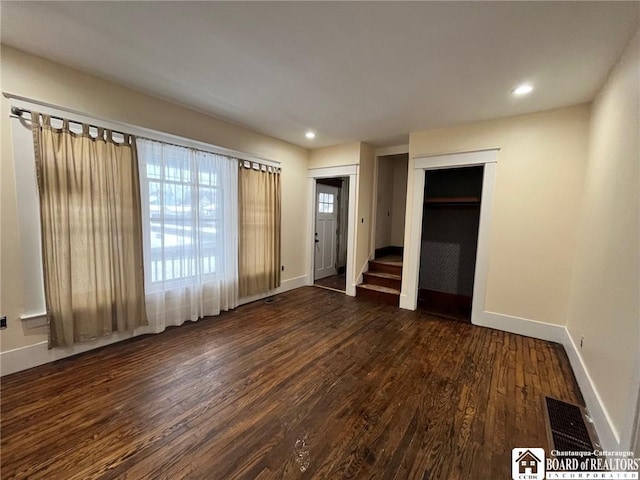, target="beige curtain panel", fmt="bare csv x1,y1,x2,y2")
238,163,281,297
32,113,147,347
